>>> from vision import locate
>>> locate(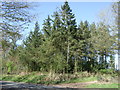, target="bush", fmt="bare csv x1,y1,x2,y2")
2,75,14,81
6,61,14,74
99,69,114,74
